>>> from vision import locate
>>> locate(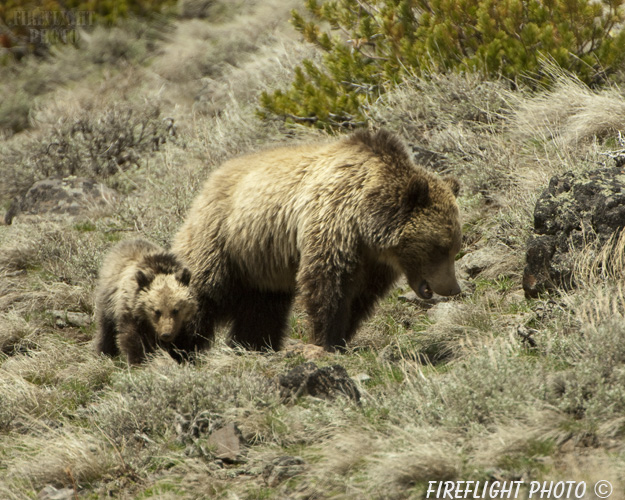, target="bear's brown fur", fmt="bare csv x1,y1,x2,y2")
94,238,198,365
172,129,462,351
